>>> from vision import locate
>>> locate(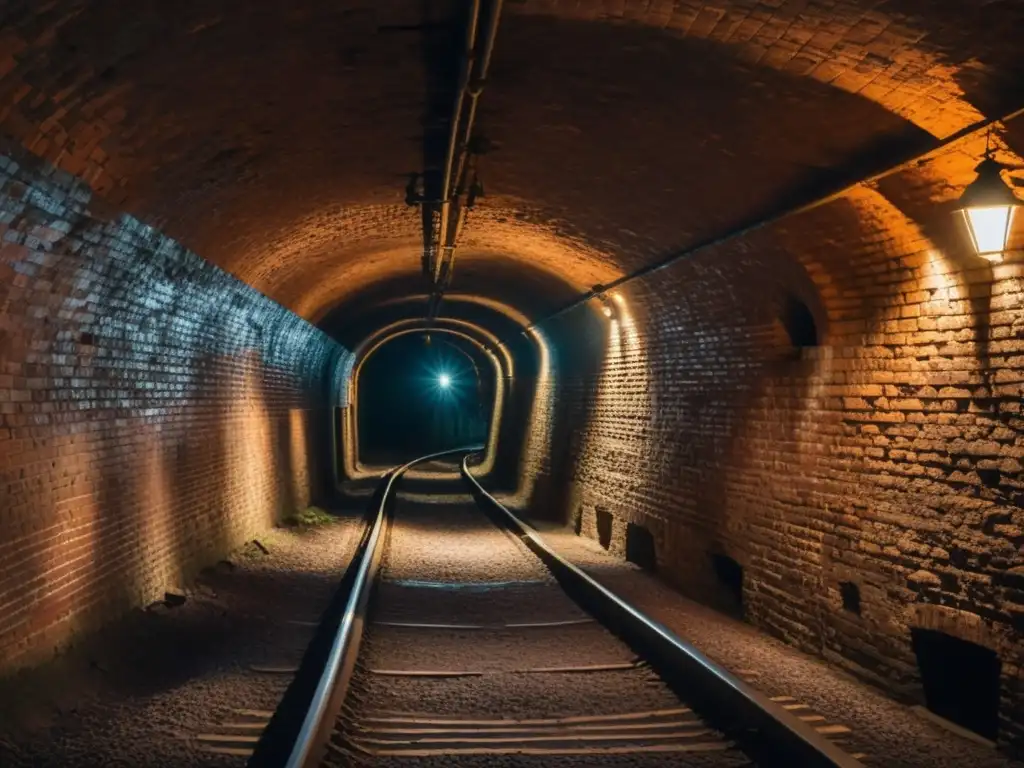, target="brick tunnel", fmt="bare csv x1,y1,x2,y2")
1,2,1024,766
